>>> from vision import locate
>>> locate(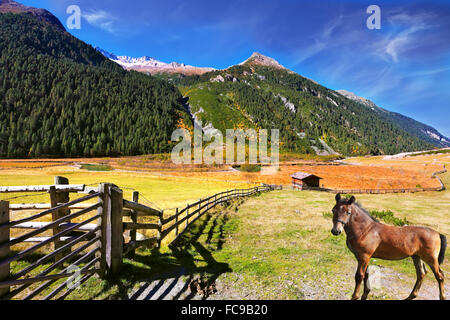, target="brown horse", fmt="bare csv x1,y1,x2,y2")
331,193,447,300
